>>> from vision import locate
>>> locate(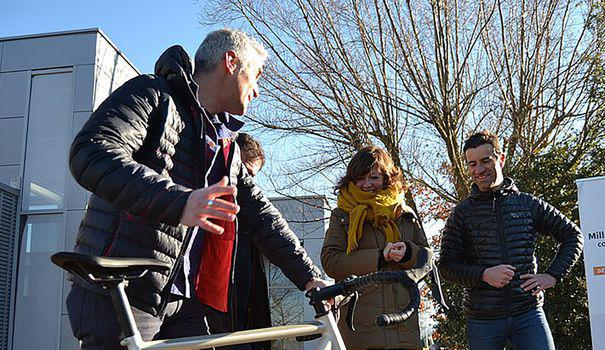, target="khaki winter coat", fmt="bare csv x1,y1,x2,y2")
321,205,432,350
